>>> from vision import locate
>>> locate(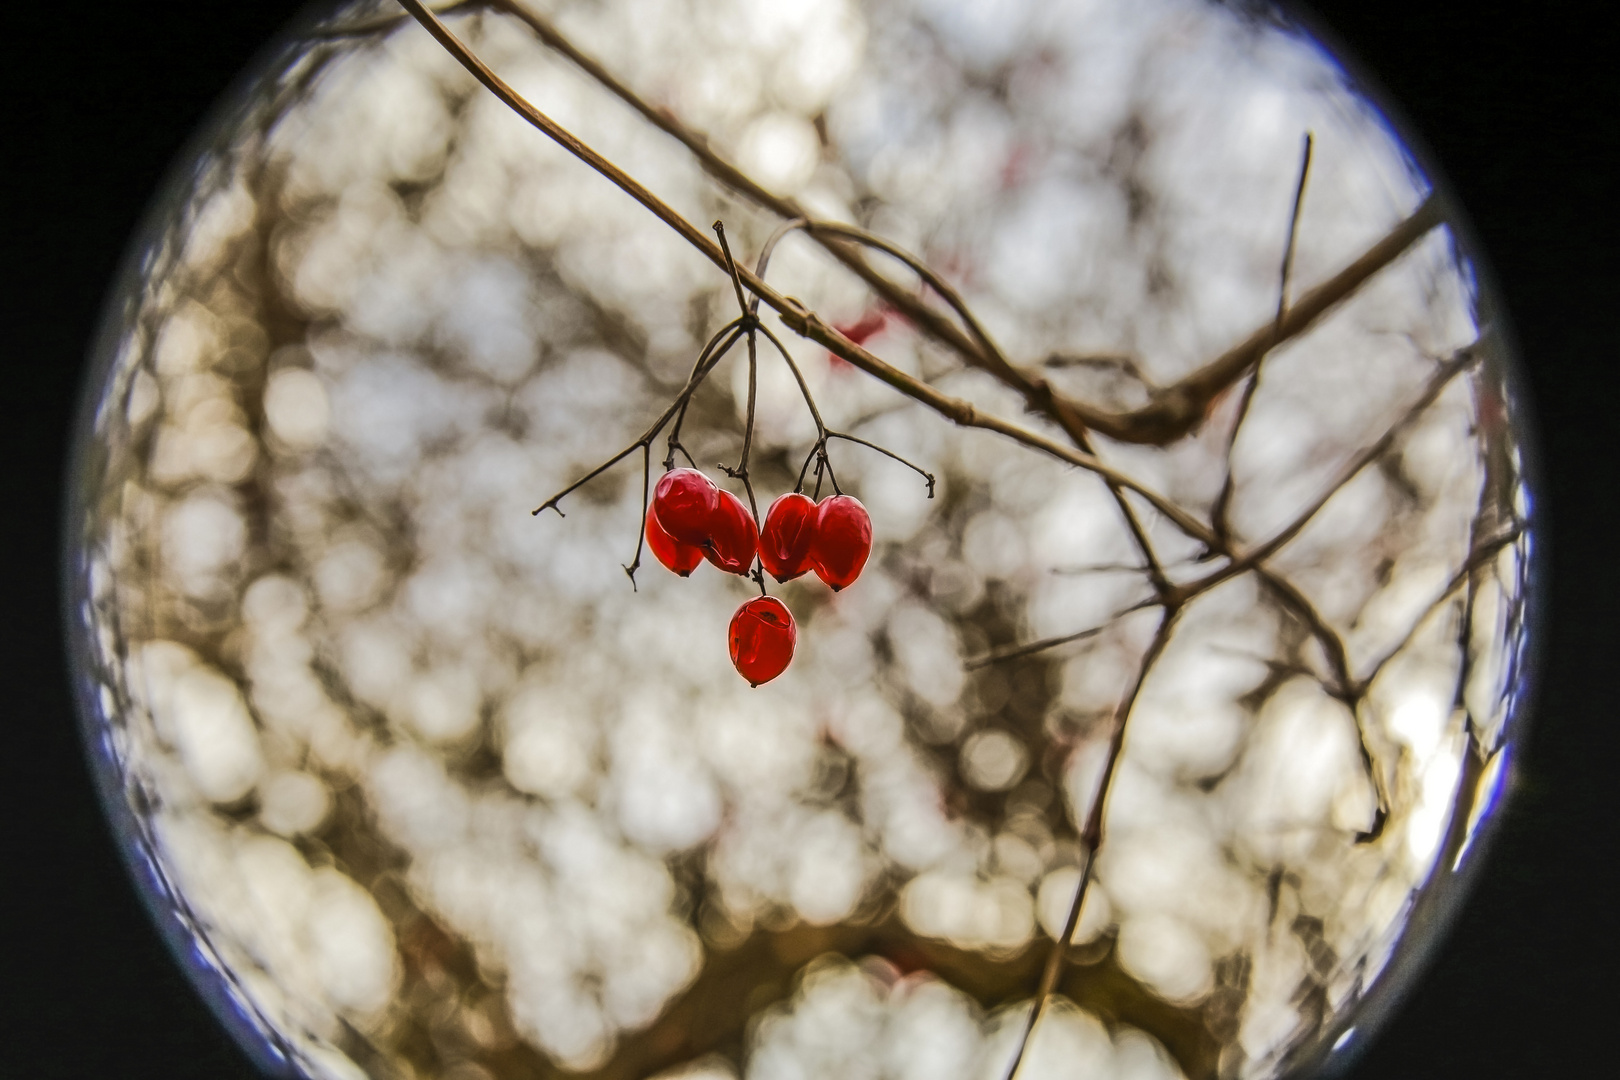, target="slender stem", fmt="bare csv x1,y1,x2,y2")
755,313,827,436
666,319,749,468
623,444,651,589
751,217,811,316
1003,609,1180,1080
1182,346,1478,599
714,222,762,525
965,597,1157,669
1212,133,1313,543
825,433,935,497
535,320,743,516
